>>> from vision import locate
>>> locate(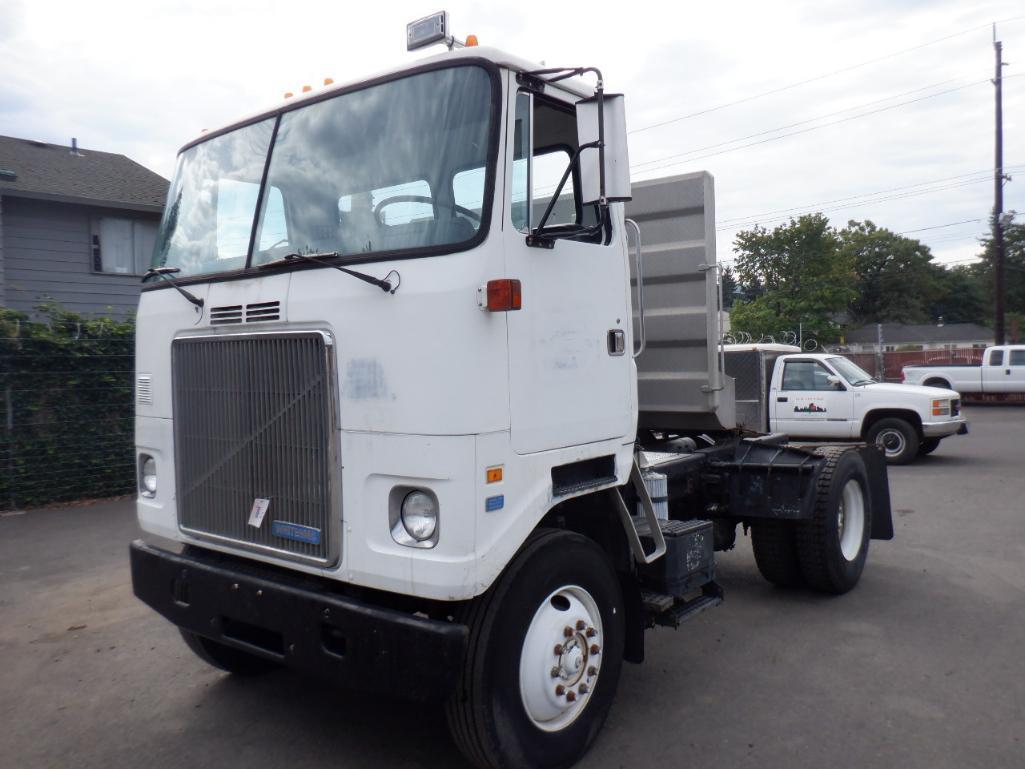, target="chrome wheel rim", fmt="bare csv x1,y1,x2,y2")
838,479,866,561
519,585,603,732
876,428,906,457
